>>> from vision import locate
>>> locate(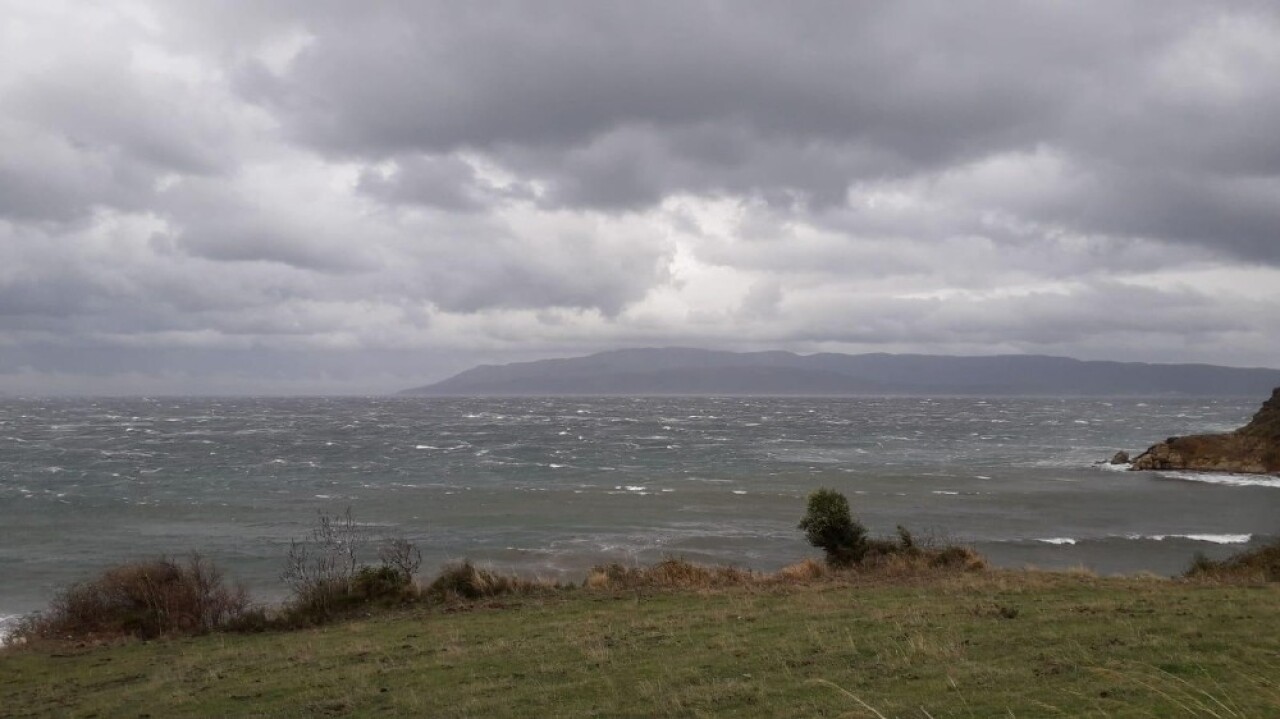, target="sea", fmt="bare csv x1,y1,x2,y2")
2,395,1277,638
